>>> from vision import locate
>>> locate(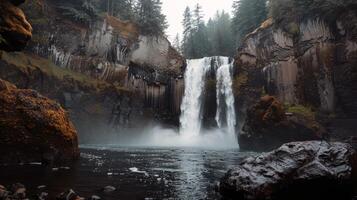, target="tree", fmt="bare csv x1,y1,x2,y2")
58,0,99,25
134,0,168,35
111,0,135,20
206,11,235,57
182,6,195,58
232,0,268,46
173,33,182,53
